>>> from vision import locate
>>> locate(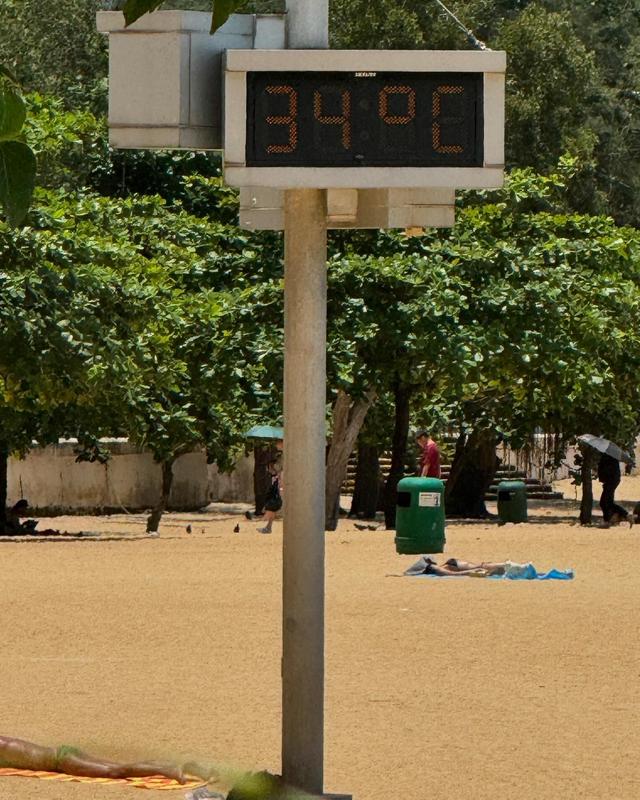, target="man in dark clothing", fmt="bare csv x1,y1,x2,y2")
597,453,628,524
